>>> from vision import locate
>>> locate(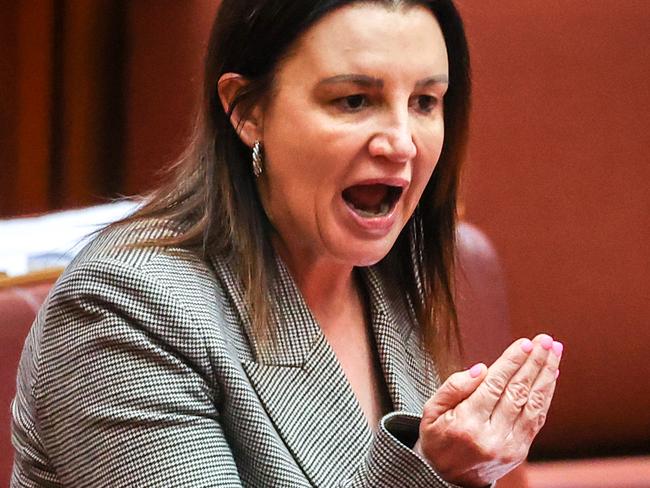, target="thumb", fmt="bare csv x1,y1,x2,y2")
422,363,487,422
